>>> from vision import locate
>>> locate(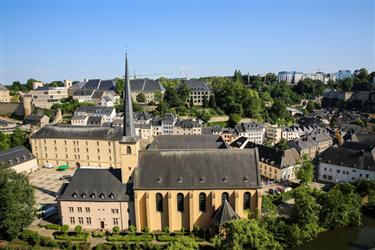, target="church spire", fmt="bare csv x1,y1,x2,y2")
122,53,137,141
